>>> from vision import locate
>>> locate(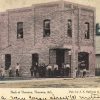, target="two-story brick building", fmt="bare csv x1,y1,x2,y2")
0,0,95,77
